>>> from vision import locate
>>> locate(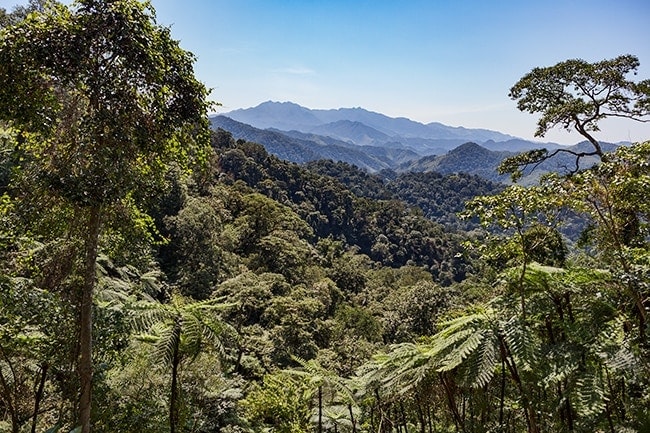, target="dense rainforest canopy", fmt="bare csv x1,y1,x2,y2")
1,1,649,433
